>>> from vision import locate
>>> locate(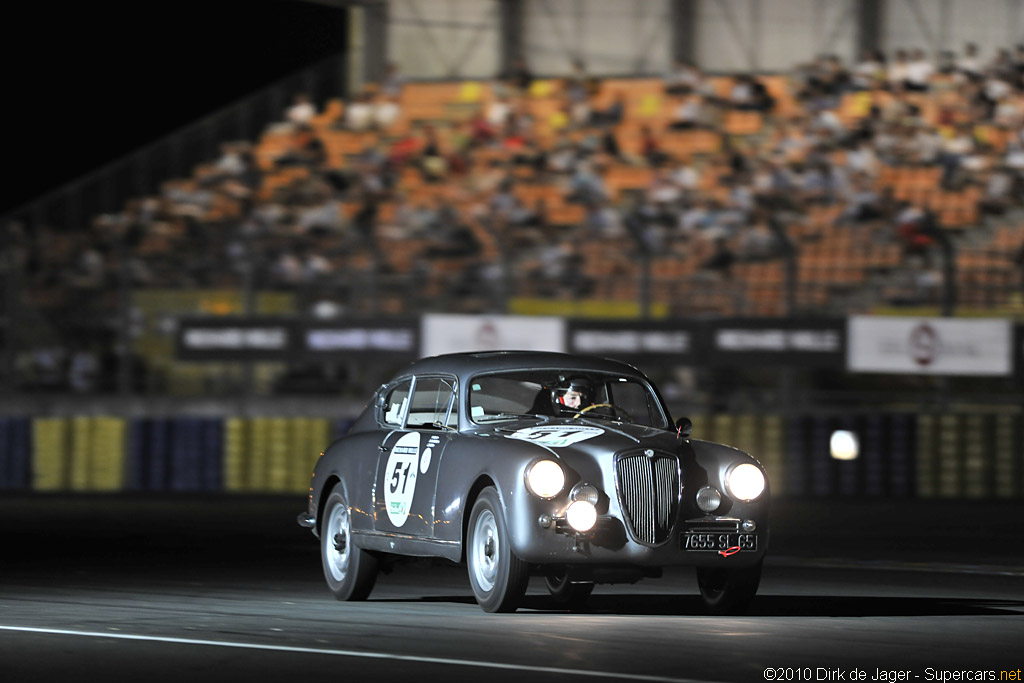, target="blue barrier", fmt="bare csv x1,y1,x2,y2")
128,418,223,492
0,418,31,489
